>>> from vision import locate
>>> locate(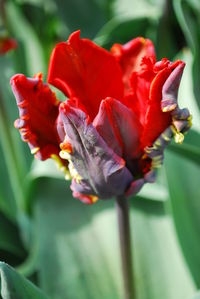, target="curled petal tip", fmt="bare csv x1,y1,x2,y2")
161,100,177,112
126,179,144,197
59,102,68,112
10,74,25,86
0,38,18,54
68,30,81,43
10,74,61,160
144,170,157,183
72,190,98,204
